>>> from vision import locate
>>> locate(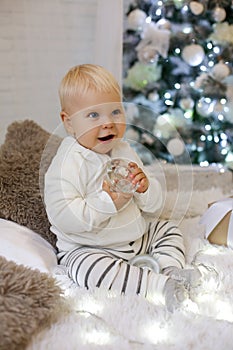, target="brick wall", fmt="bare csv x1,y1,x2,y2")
0,0,103,142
